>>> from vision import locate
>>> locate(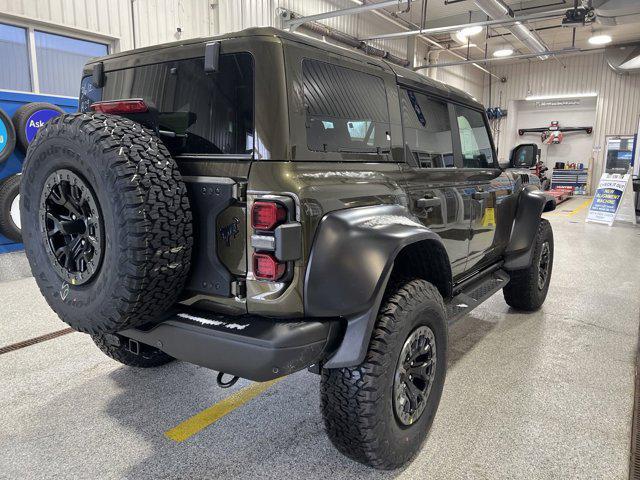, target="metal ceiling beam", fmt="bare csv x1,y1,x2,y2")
413,47,605,69
361,8,567,40
284,0,410,31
